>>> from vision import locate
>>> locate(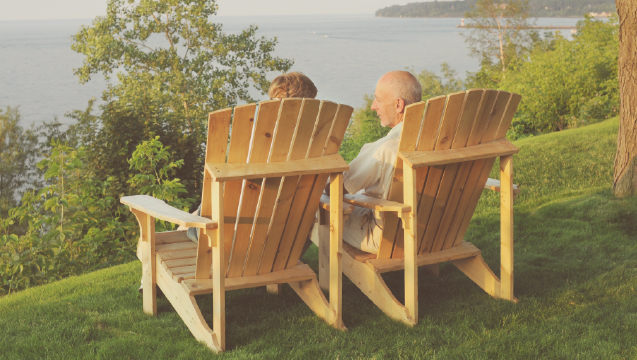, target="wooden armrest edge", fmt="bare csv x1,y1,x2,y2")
121,195,218,229
399,139,519,168
342,194,411,213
